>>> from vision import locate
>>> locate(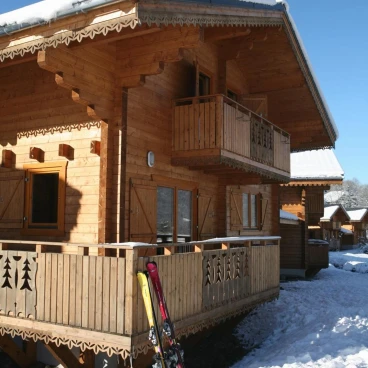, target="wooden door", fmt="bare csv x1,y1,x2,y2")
198,189,216,240
129,180,157,244
0,170,25,229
